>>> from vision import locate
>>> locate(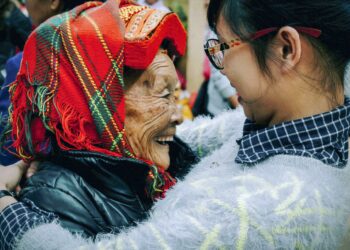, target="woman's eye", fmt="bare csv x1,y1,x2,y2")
160,90,171,98
162,93,171,99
